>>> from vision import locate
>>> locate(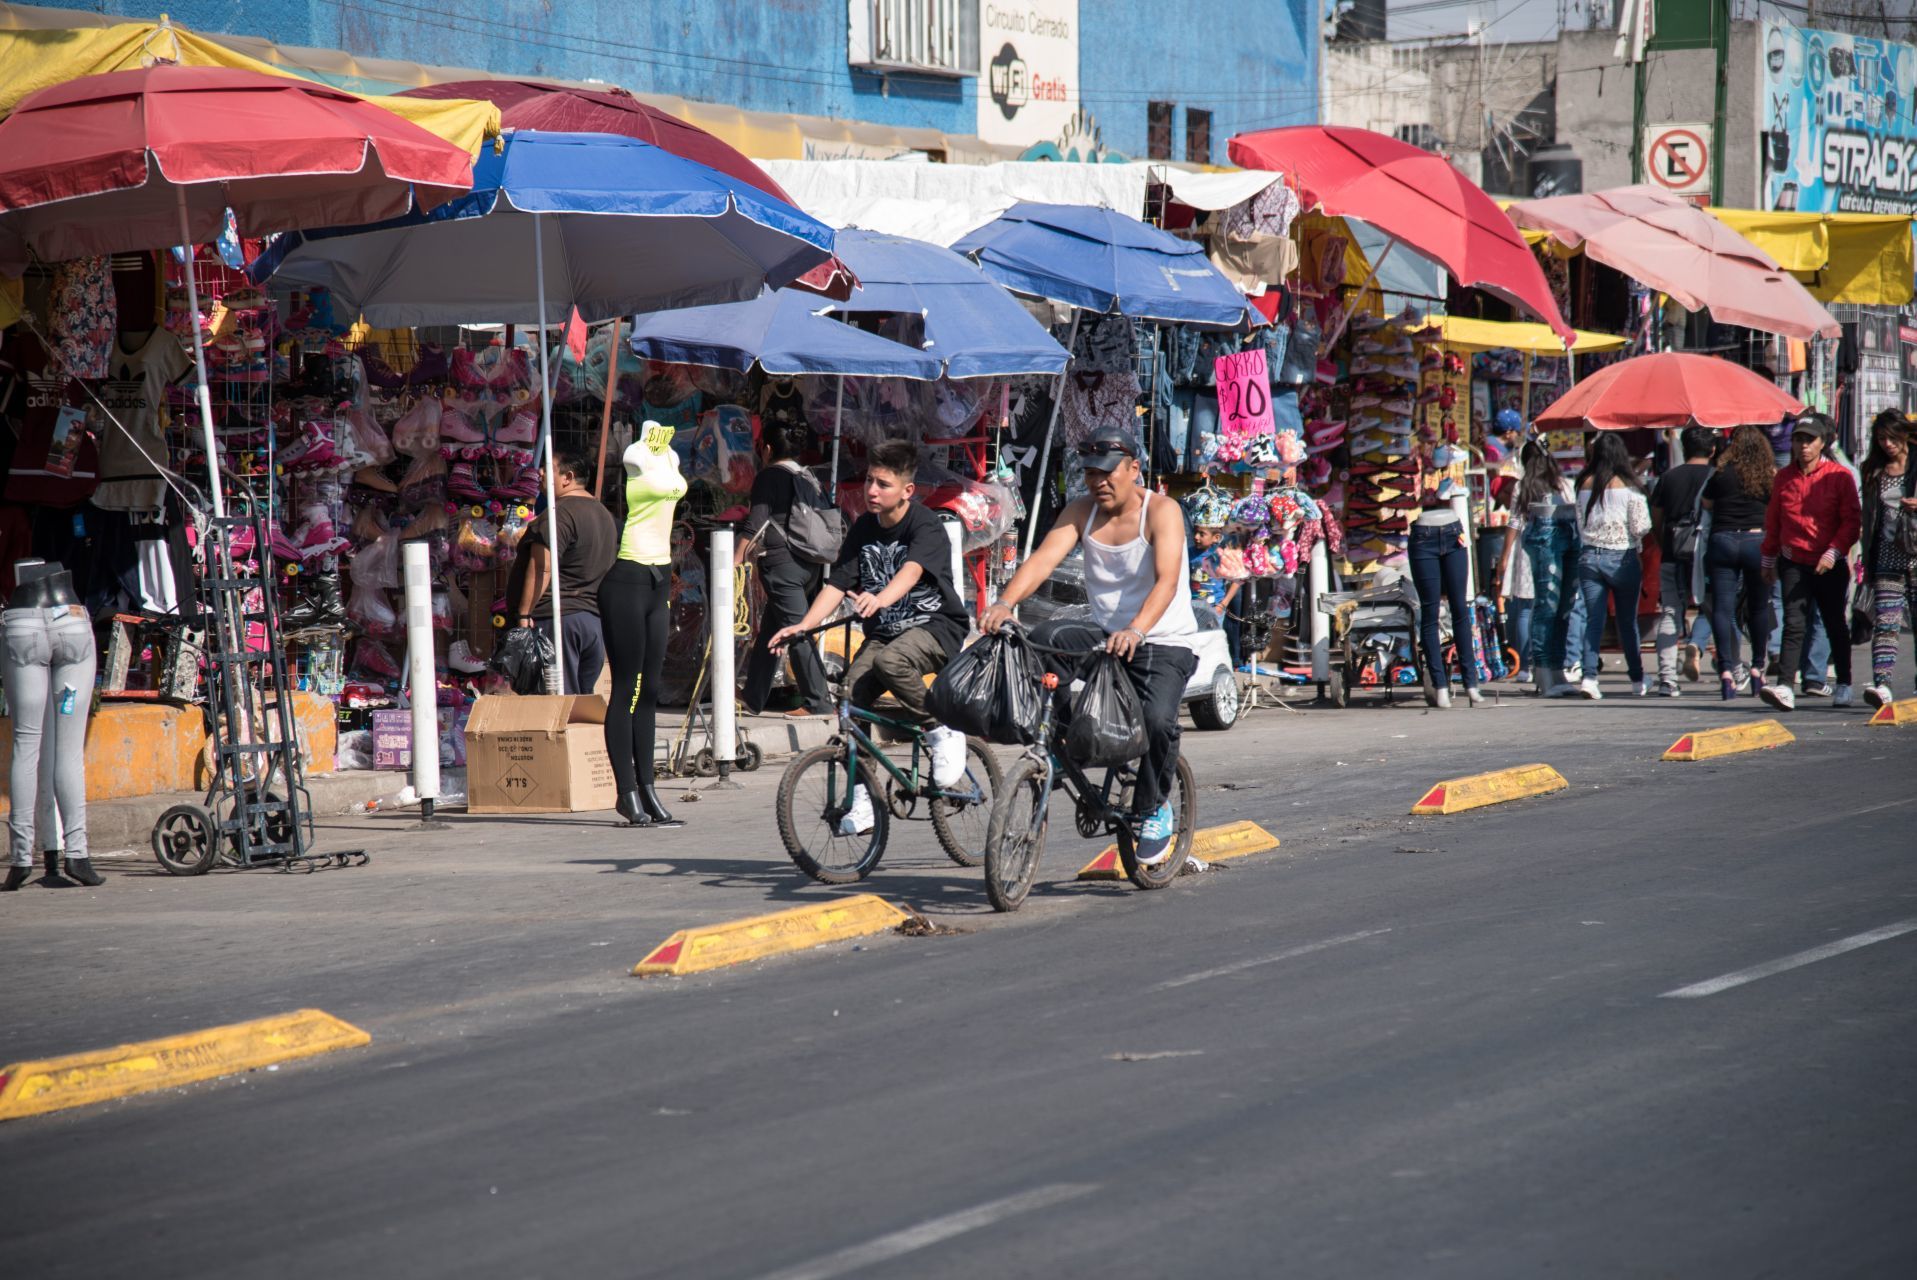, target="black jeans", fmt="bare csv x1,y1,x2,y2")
743,555,832,714
534,609,606,696
1777,555,1851,686
598,560,669,794
1030,619,1196,818
1408,520,1478,688
1706,529,1769,673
